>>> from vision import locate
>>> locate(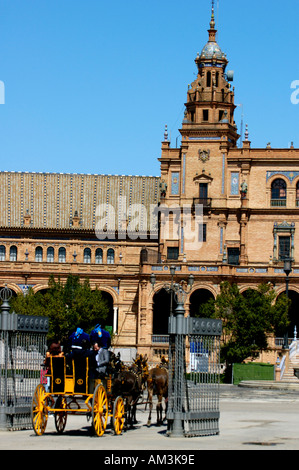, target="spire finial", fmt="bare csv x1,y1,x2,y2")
245,124,249,141
164,124,169,141
210,0,215,29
